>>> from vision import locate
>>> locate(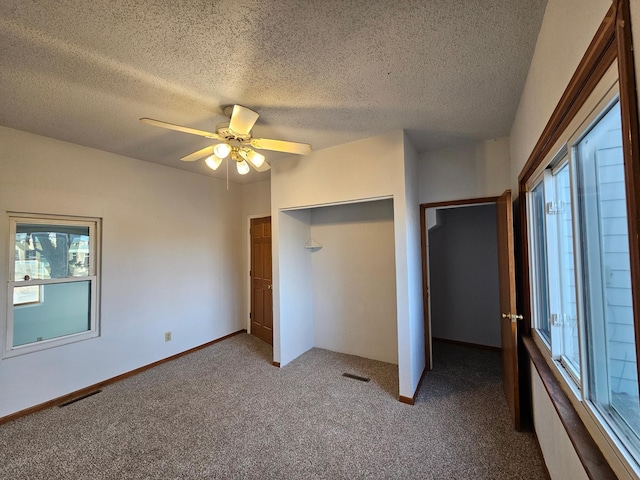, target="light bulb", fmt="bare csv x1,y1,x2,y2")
205,155,222,171
213,143,231,159
246,149,265,168
236,159,250,175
